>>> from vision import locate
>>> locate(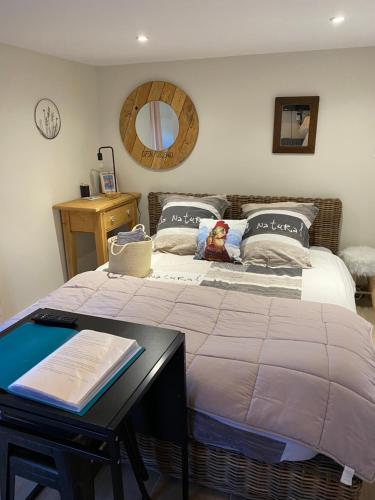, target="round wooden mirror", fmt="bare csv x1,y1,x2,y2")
119,81,199,169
